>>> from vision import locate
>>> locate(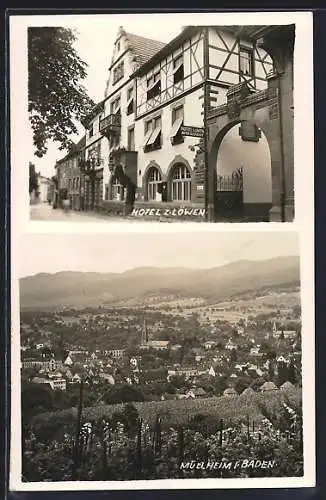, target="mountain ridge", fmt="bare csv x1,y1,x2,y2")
20,256,300,311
